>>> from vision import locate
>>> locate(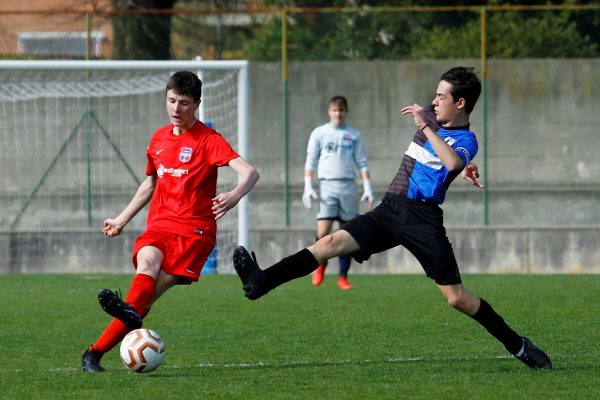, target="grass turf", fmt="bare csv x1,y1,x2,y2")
1,274,599,399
